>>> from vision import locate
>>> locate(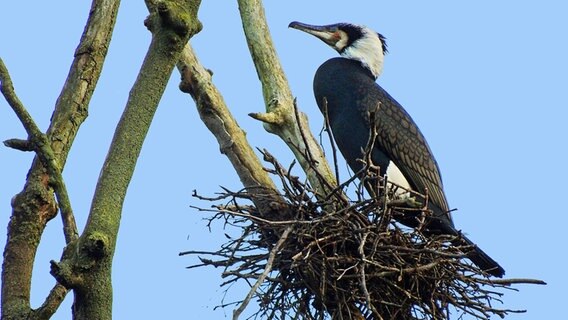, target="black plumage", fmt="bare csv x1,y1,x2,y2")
290,21,505,277
314,57,449,221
